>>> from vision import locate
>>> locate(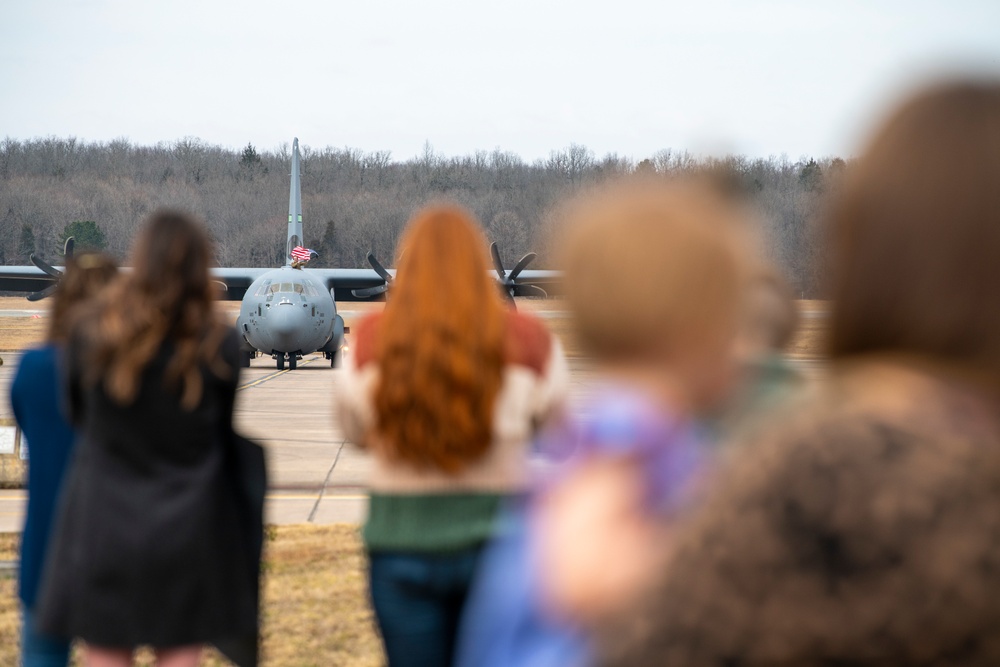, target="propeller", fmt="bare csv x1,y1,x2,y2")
27,237,74,302
351,251,393,299
490,242,547,302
